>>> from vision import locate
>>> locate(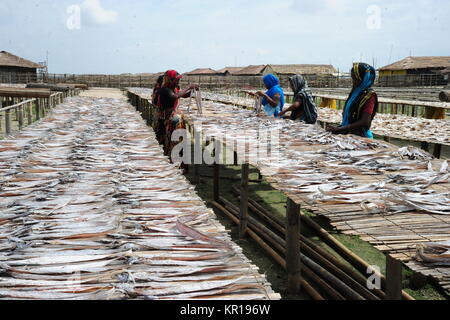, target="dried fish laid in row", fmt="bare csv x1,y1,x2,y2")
0,96,279,300
201,90,450,145
318,107,450,145
176,99,449,219
175,98,450,260
415,241,450,266
131,90,450,276
202,92,254,107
